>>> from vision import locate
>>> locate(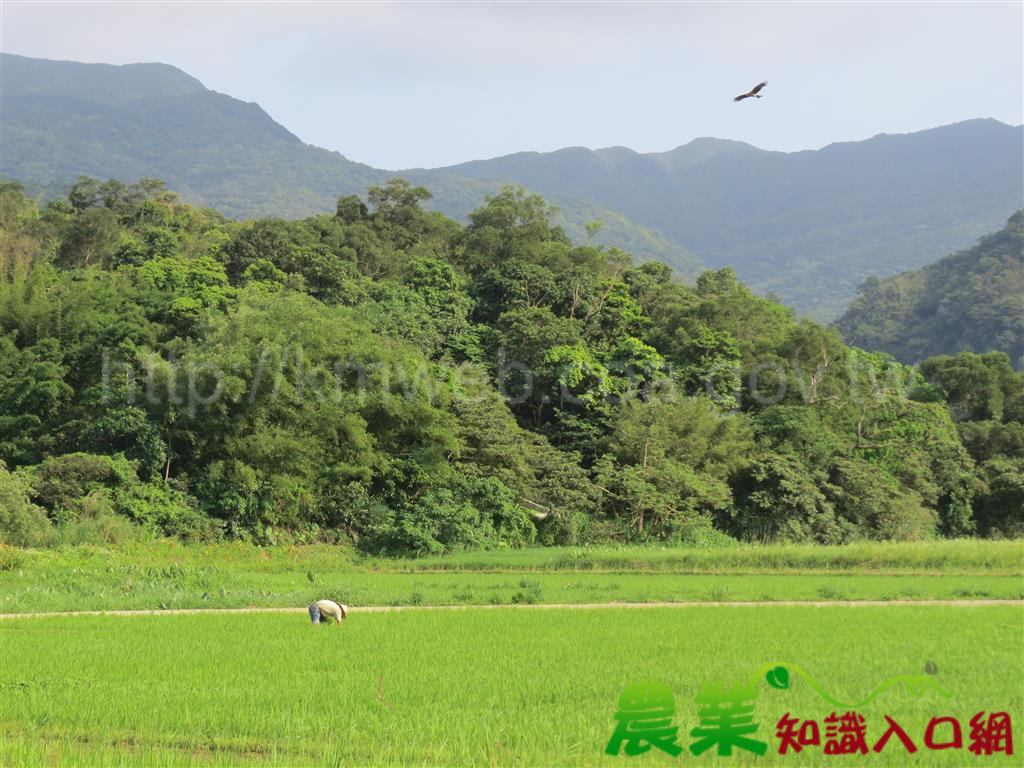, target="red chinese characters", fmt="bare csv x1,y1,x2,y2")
969,712,1014,756
823,711,868,755
775,712,1013,756
775,713,821,754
